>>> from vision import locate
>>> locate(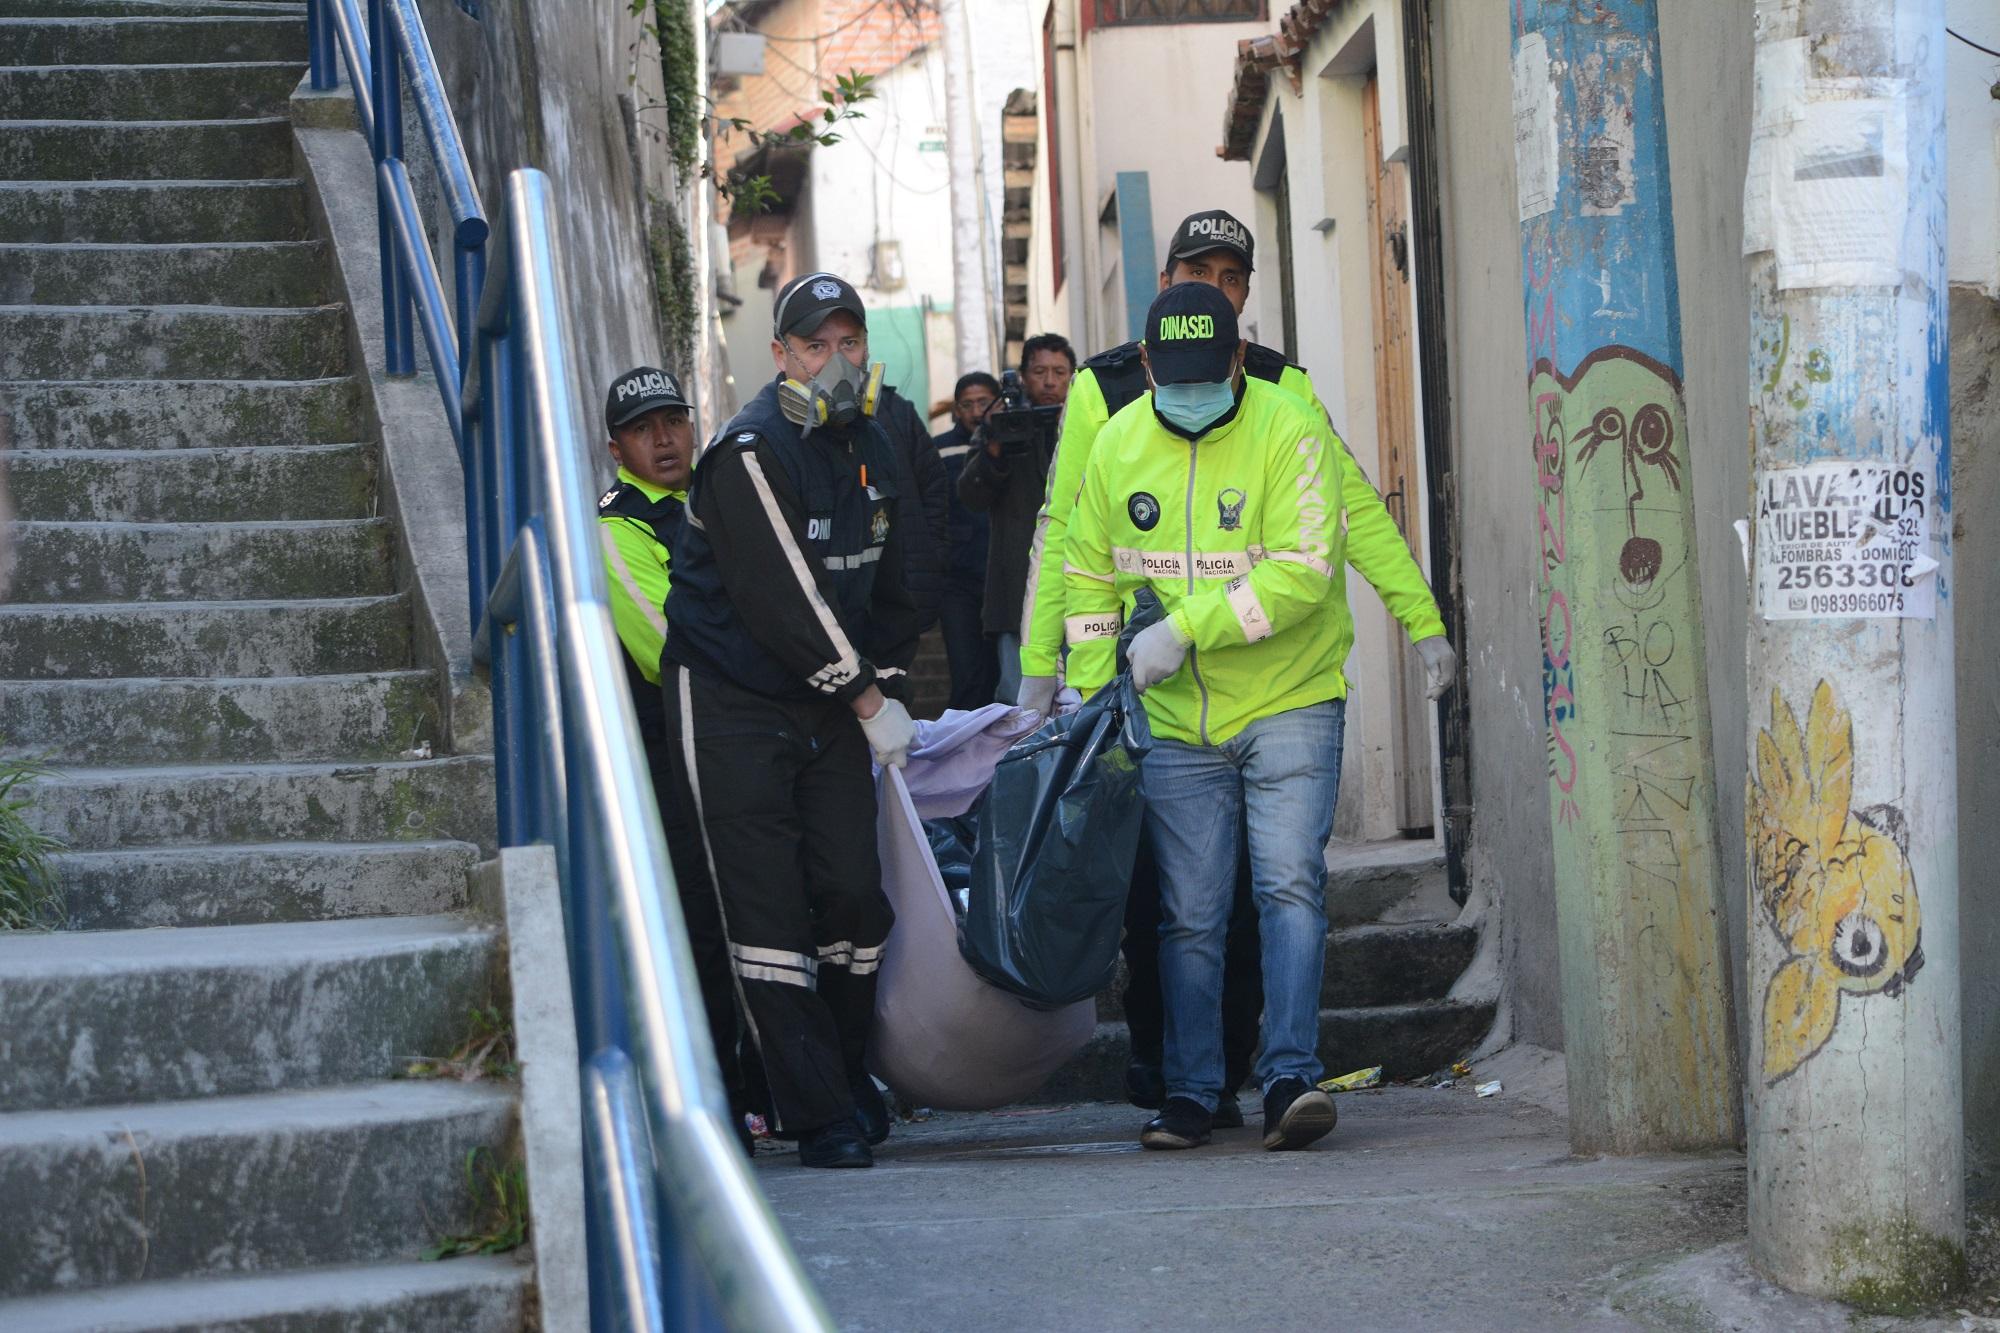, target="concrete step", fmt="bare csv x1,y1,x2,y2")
0,117,293,181
47,840,477,929
0,0,304,15
0,241,329,305
0,1080,515,1297
1092,921,1481,1023
0,915,500,1110
0,304,346,379
0,179,307,243
0,594,411,677
0,670,435,764
0,1256,531,1333
6,445,372,521
0,62,306,121
1035,999,1498,1105
21,755,495,849
1324,838,1455,928
0,16,305,65
12,519,393,601
2,377,357,448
